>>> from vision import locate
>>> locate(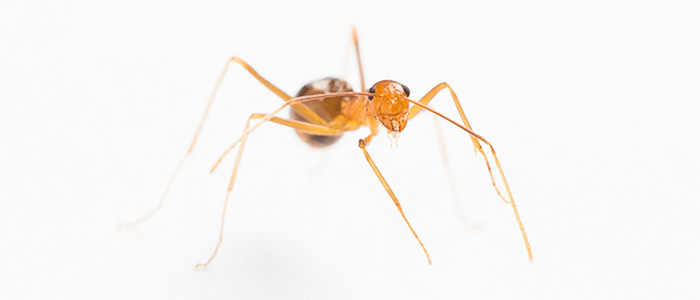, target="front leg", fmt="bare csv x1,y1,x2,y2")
358,138,432,265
